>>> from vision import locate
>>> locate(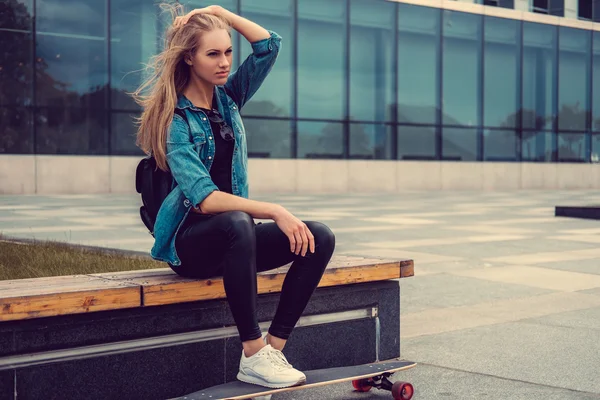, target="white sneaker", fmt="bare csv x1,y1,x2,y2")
237,345,306,389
